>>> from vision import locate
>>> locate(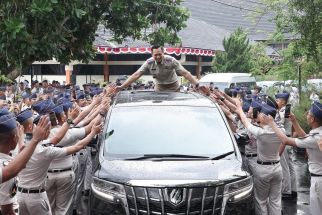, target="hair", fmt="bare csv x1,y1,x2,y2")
20,118,33,127
151,45,164,53
312,114,322,126
0,128,17,144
